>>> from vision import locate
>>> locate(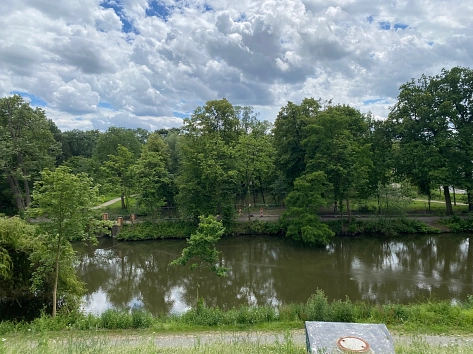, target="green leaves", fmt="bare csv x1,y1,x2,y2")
282,172,334,246
171,215,227,276
28,165,103,316
0,95,60,212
